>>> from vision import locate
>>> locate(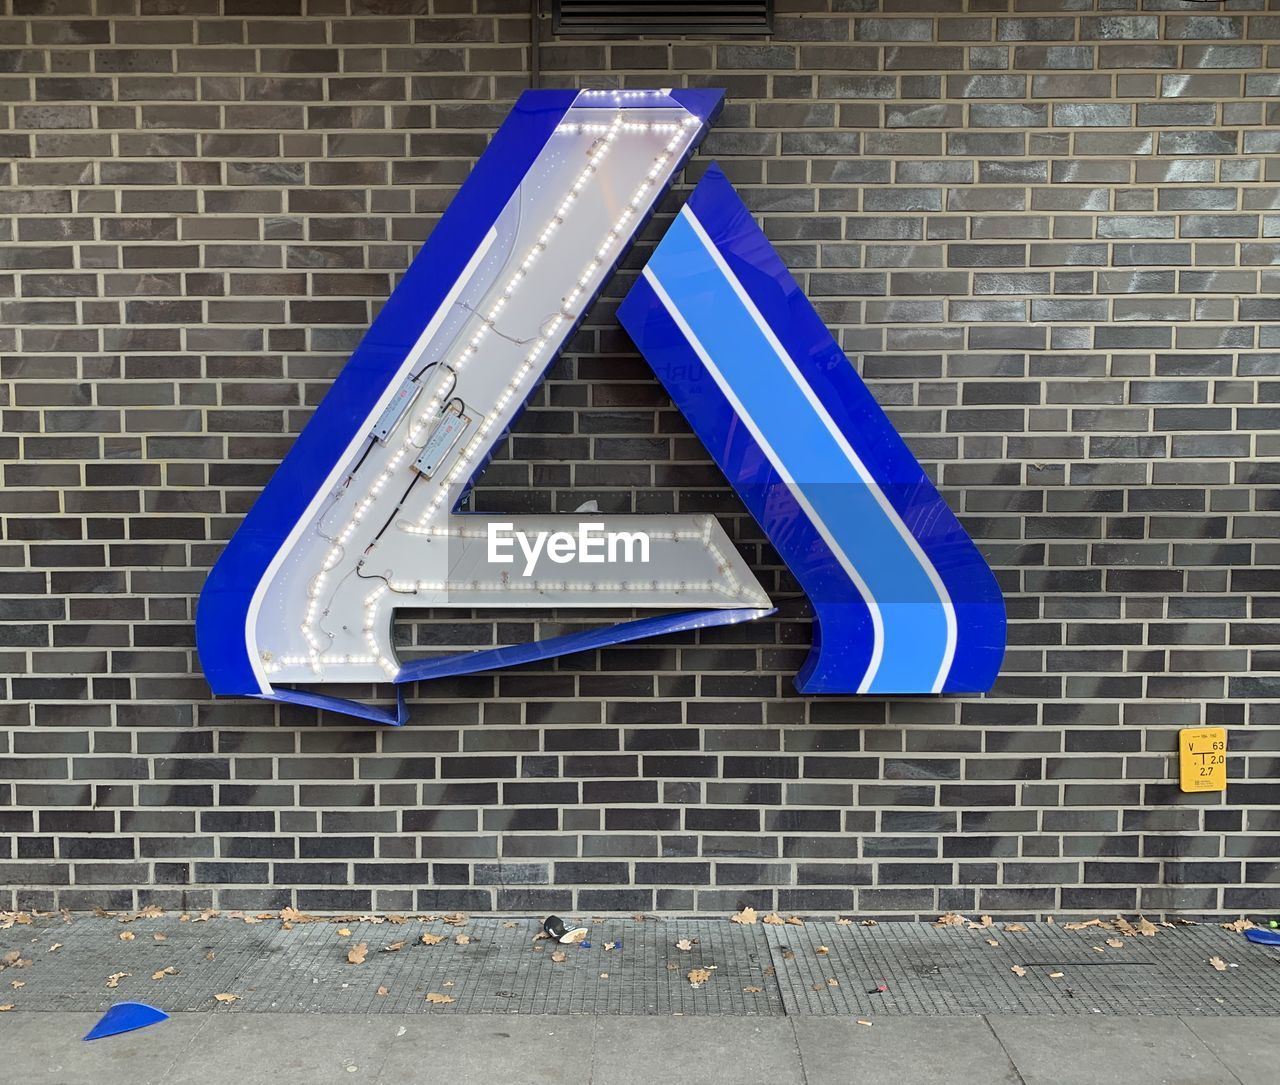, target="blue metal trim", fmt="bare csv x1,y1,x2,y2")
252,686,408,727
619,164,1006,694
395,606,772,684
